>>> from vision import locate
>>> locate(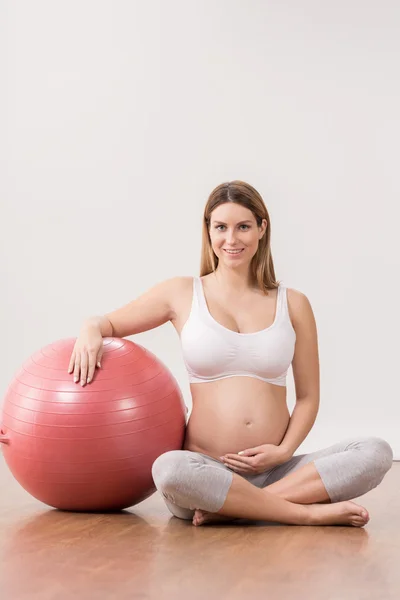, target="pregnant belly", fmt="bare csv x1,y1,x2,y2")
182,377,290,461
